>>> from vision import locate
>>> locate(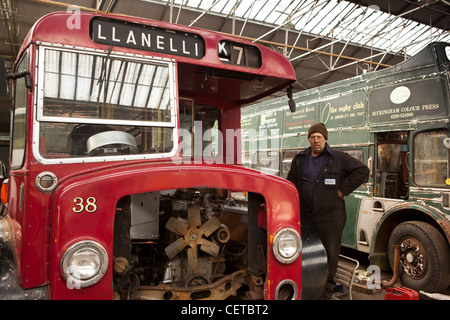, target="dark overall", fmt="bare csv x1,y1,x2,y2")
287,144,369,297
